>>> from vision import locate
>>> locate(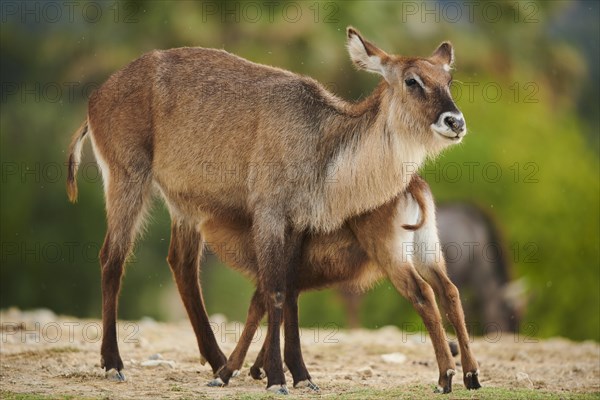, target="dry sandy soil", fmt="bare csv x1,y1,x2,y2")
1,309,599,399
